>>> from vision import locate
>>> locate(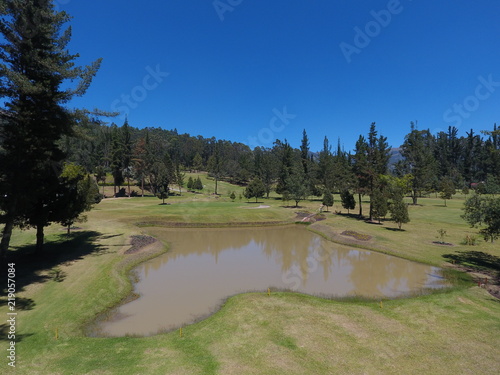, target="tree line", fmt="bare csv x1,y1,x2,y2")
2,2,500,258
64,119,500,198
